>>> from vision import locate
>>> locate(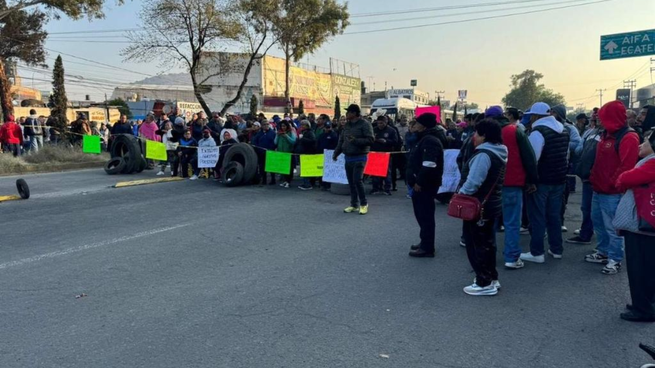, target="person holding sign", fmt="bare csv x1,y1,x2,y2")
274,121,297,188
406,113,445,258
333,104,374,215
